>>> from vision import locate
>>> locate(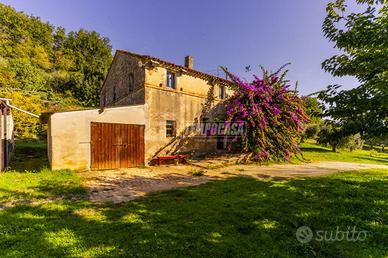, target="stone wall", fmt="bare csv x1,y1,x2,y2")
93,51,236,166
143,66,230,161
100,52,145,107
